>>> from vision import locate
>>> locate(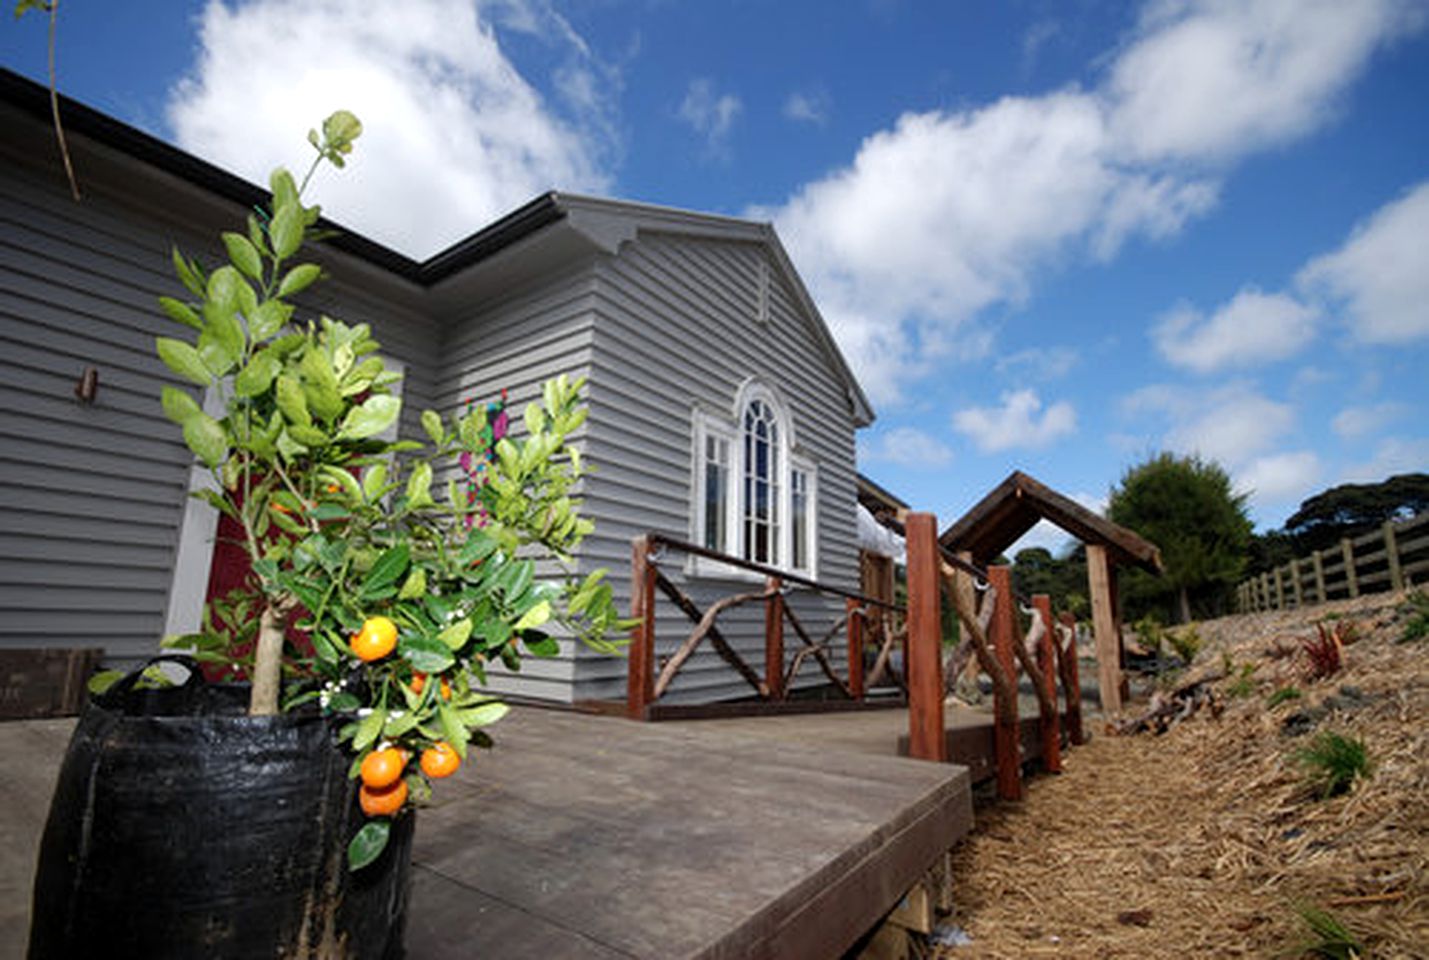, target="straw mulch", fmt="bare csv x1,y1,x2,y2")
935,589,1429,959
